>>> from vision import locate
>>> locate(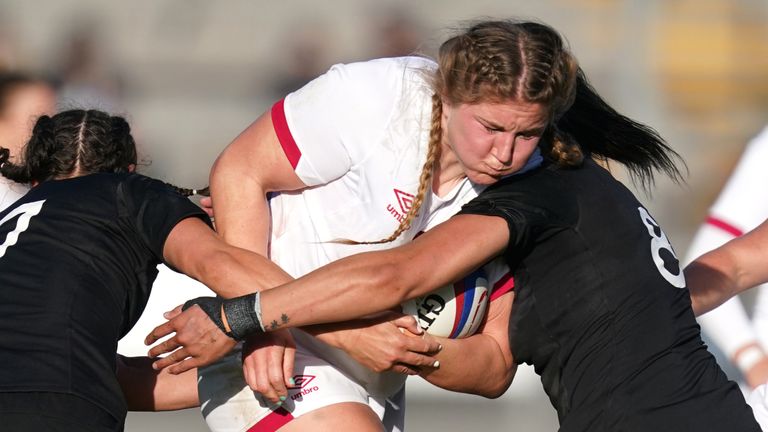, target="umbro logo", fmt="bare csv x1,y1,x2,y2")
387,189,415,223
394,189,414,213
288,374,320,401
